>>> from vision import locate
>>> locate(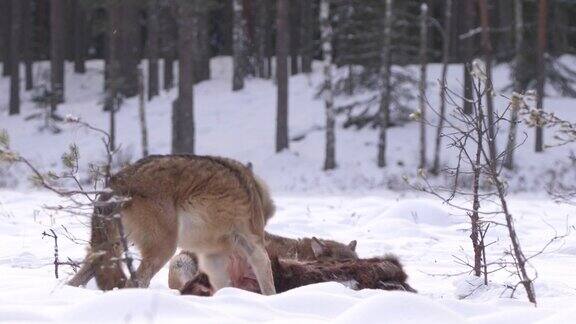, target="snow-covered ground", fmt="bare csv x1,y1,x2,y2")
0,58,575,322
1,190,575,323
